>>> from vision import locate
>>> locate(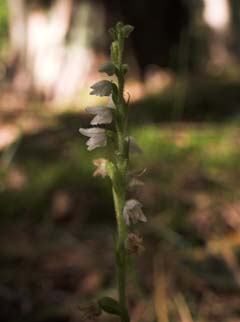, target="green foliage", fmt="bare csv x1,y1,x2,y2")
0,0,8,47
